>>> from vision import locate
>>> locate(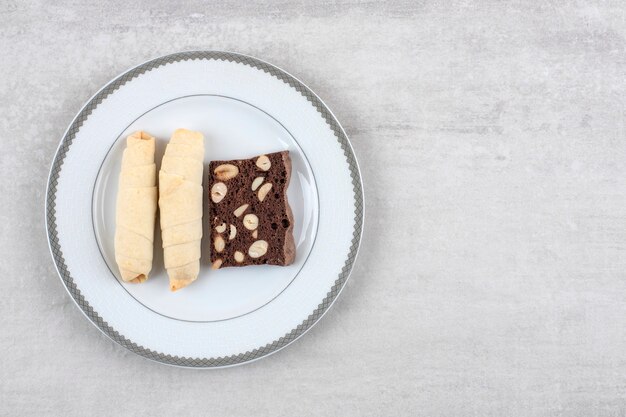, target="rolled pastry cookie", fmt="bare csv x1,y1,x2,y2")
159,128,204,291
115,131,157,283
